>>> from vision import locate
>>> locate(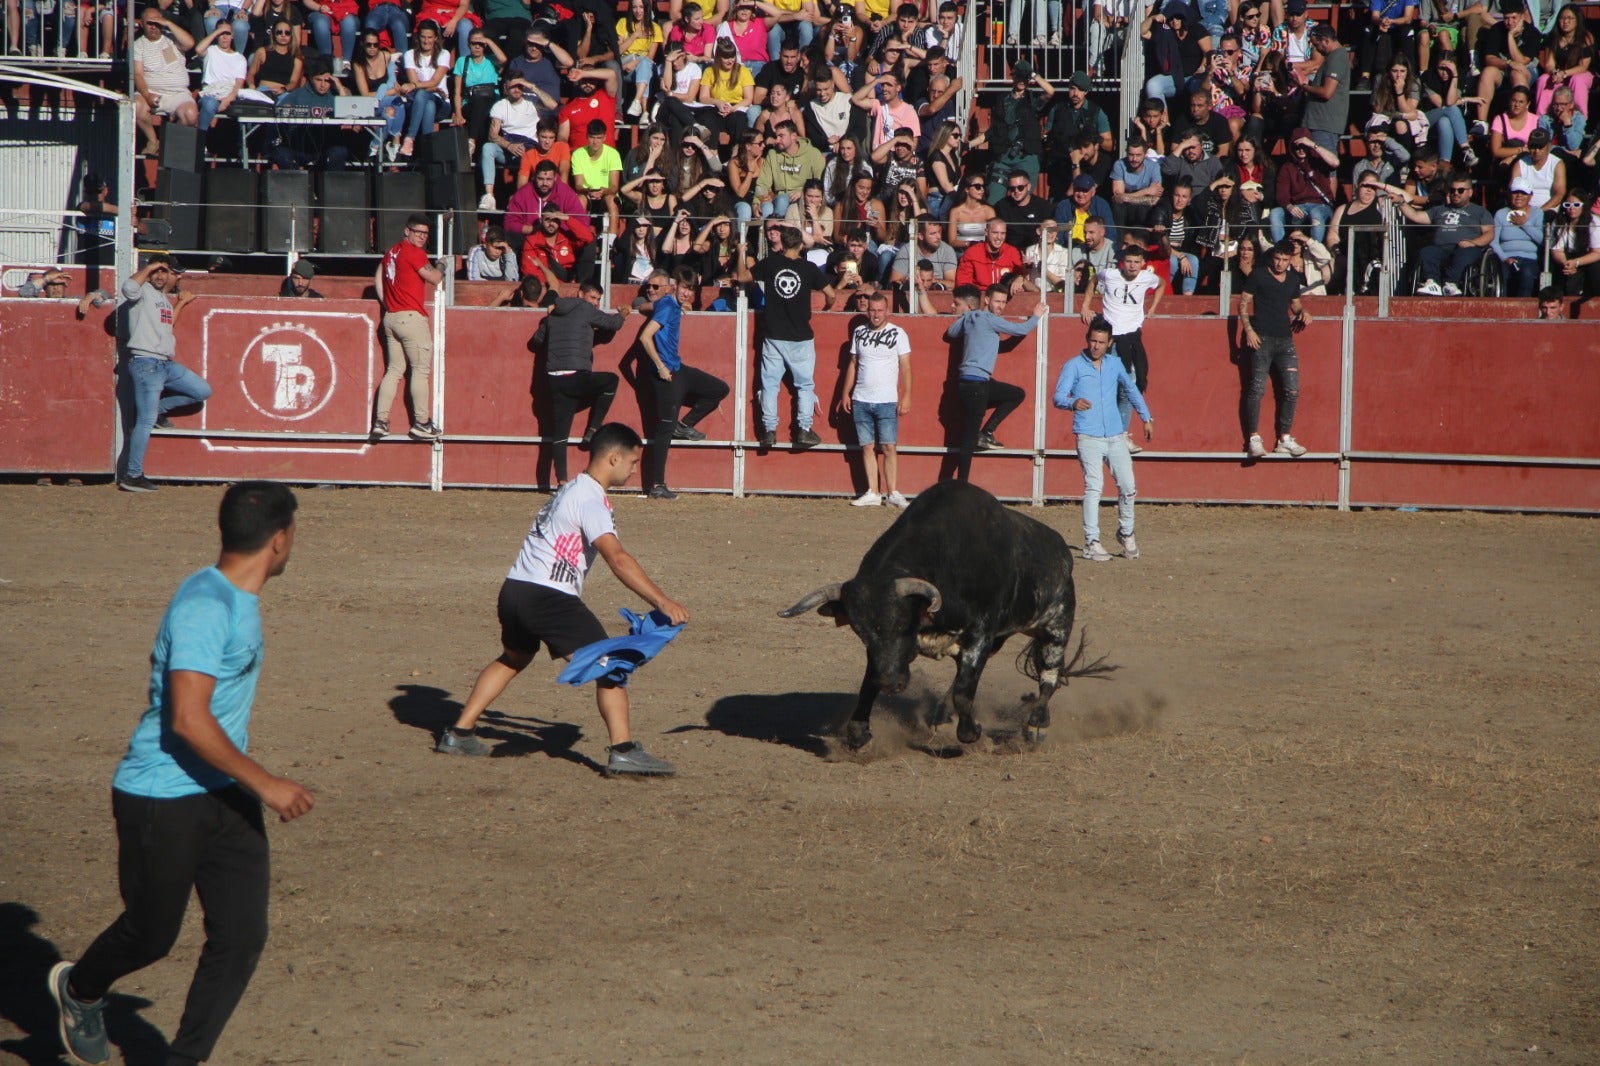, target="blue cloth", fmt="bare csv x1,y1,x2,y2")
943,309,1039,380
556,608,684,687
1052,350,1151,436
112,567,263,799
651,294,683,371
